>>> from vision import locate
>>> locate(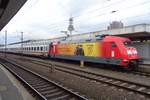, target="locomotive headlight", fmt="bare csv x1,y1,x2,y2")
127,50,132,55
132,50,137,54
123,59,129,63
